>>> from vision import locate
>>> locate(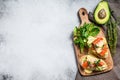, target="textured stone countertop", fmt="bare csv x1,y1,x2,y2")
0,0,120,80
